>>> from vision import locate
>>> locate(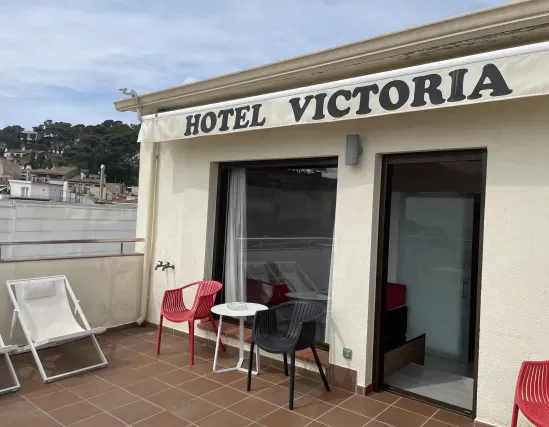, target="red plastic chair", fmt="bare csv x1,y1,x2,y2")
157,280,225,365
512,360,549,427
246,278,291,306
